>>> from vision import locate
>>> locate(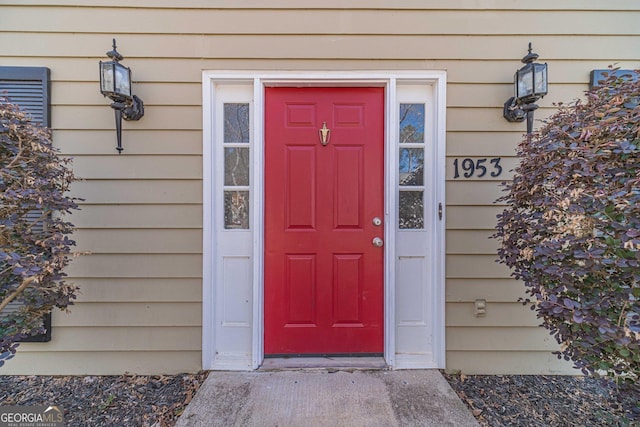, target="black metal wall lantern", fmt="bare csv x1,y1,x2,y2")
503,43,548,134
99,39,144,154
